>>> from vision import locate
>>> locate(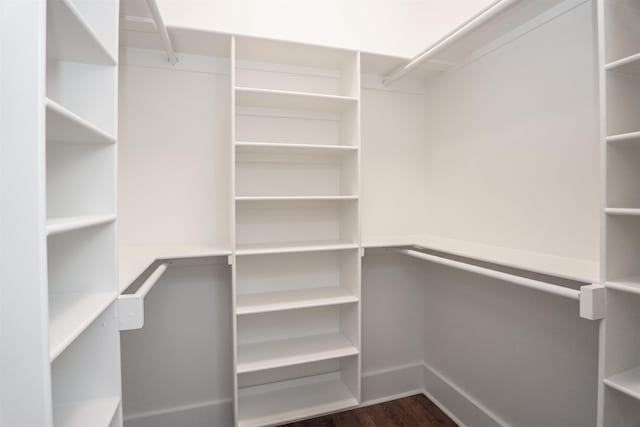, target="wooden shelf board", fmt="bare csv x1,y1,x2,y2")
606,52,640,75
238,332,358,374
362,234,598,283
49,291,117,361
607,278,640,295
235,87,357,112
53,396,120,427
604,367,640,401
46,98,116,145
46,214,116,236
47,0,116,65
237,287,358,315
235,241,359,256
235,196,358,202
607,131,640,144
118,245,232,293
605,208,640,216
235,142,358,156
238,373,358,427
